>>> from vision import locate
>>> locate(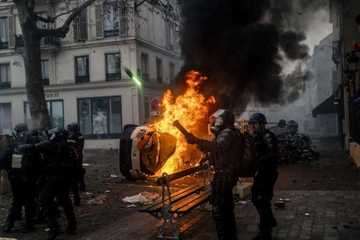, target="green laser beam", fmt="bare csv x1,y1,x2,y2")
124,67,143,89
132,75,142,88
